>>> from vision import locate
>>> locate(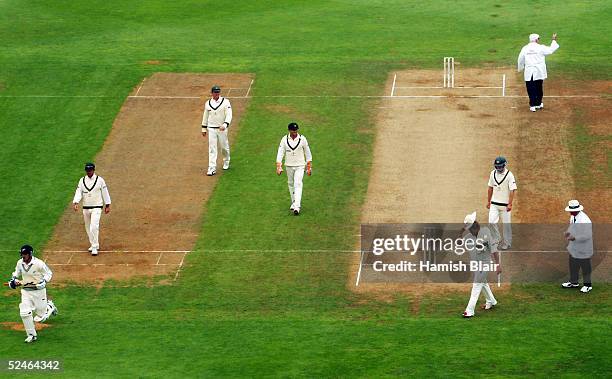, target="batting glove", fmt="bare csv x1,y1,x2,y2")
8,278,19,289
